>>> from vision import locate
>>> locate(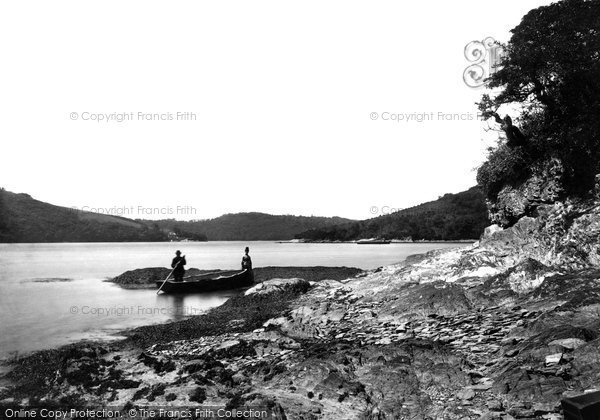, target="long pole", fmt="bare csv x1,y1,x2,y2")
156,257,183,295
